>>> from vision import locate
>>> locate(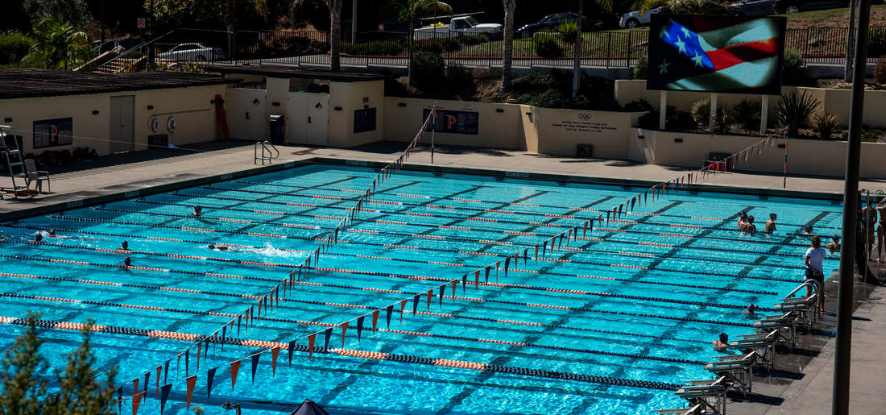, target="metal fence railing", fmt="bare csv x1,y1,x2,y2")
92,25,886,73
